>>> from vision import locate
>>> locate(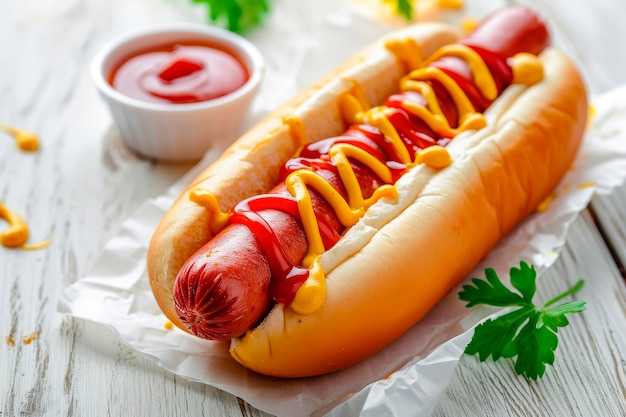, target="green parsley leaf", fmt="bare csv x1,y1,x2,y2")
394,0,414,20
539,300,586,331
458,267,525,307
191,0,271,34
510,259,536,303
459,261,586,380
190,0,414,32
502,315,558,380
464,306,534,362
